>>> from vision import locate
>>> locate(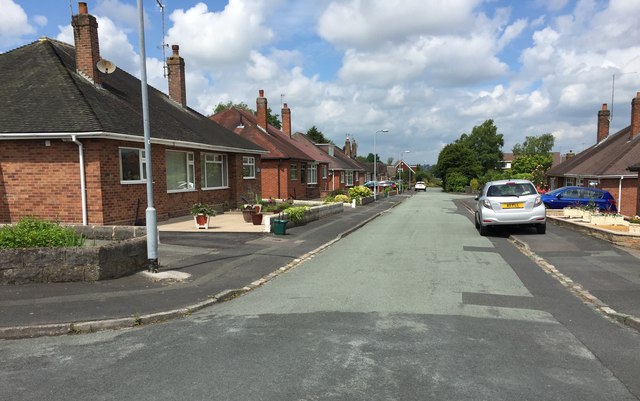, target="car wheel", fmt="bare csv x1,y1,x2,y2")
536,223,546,234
